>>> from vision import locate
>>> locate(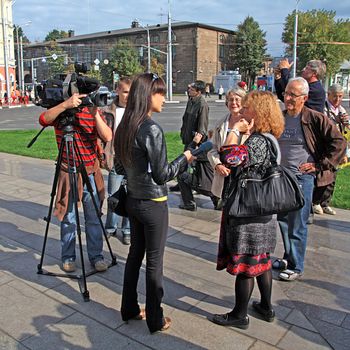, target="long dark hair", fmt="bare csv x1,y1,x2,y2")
114,73,166,167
